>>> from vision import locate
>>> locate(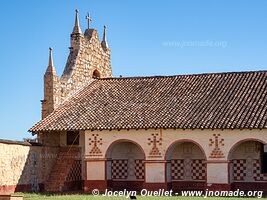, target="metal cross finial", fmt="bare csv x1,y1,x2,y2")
86,12,92,29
